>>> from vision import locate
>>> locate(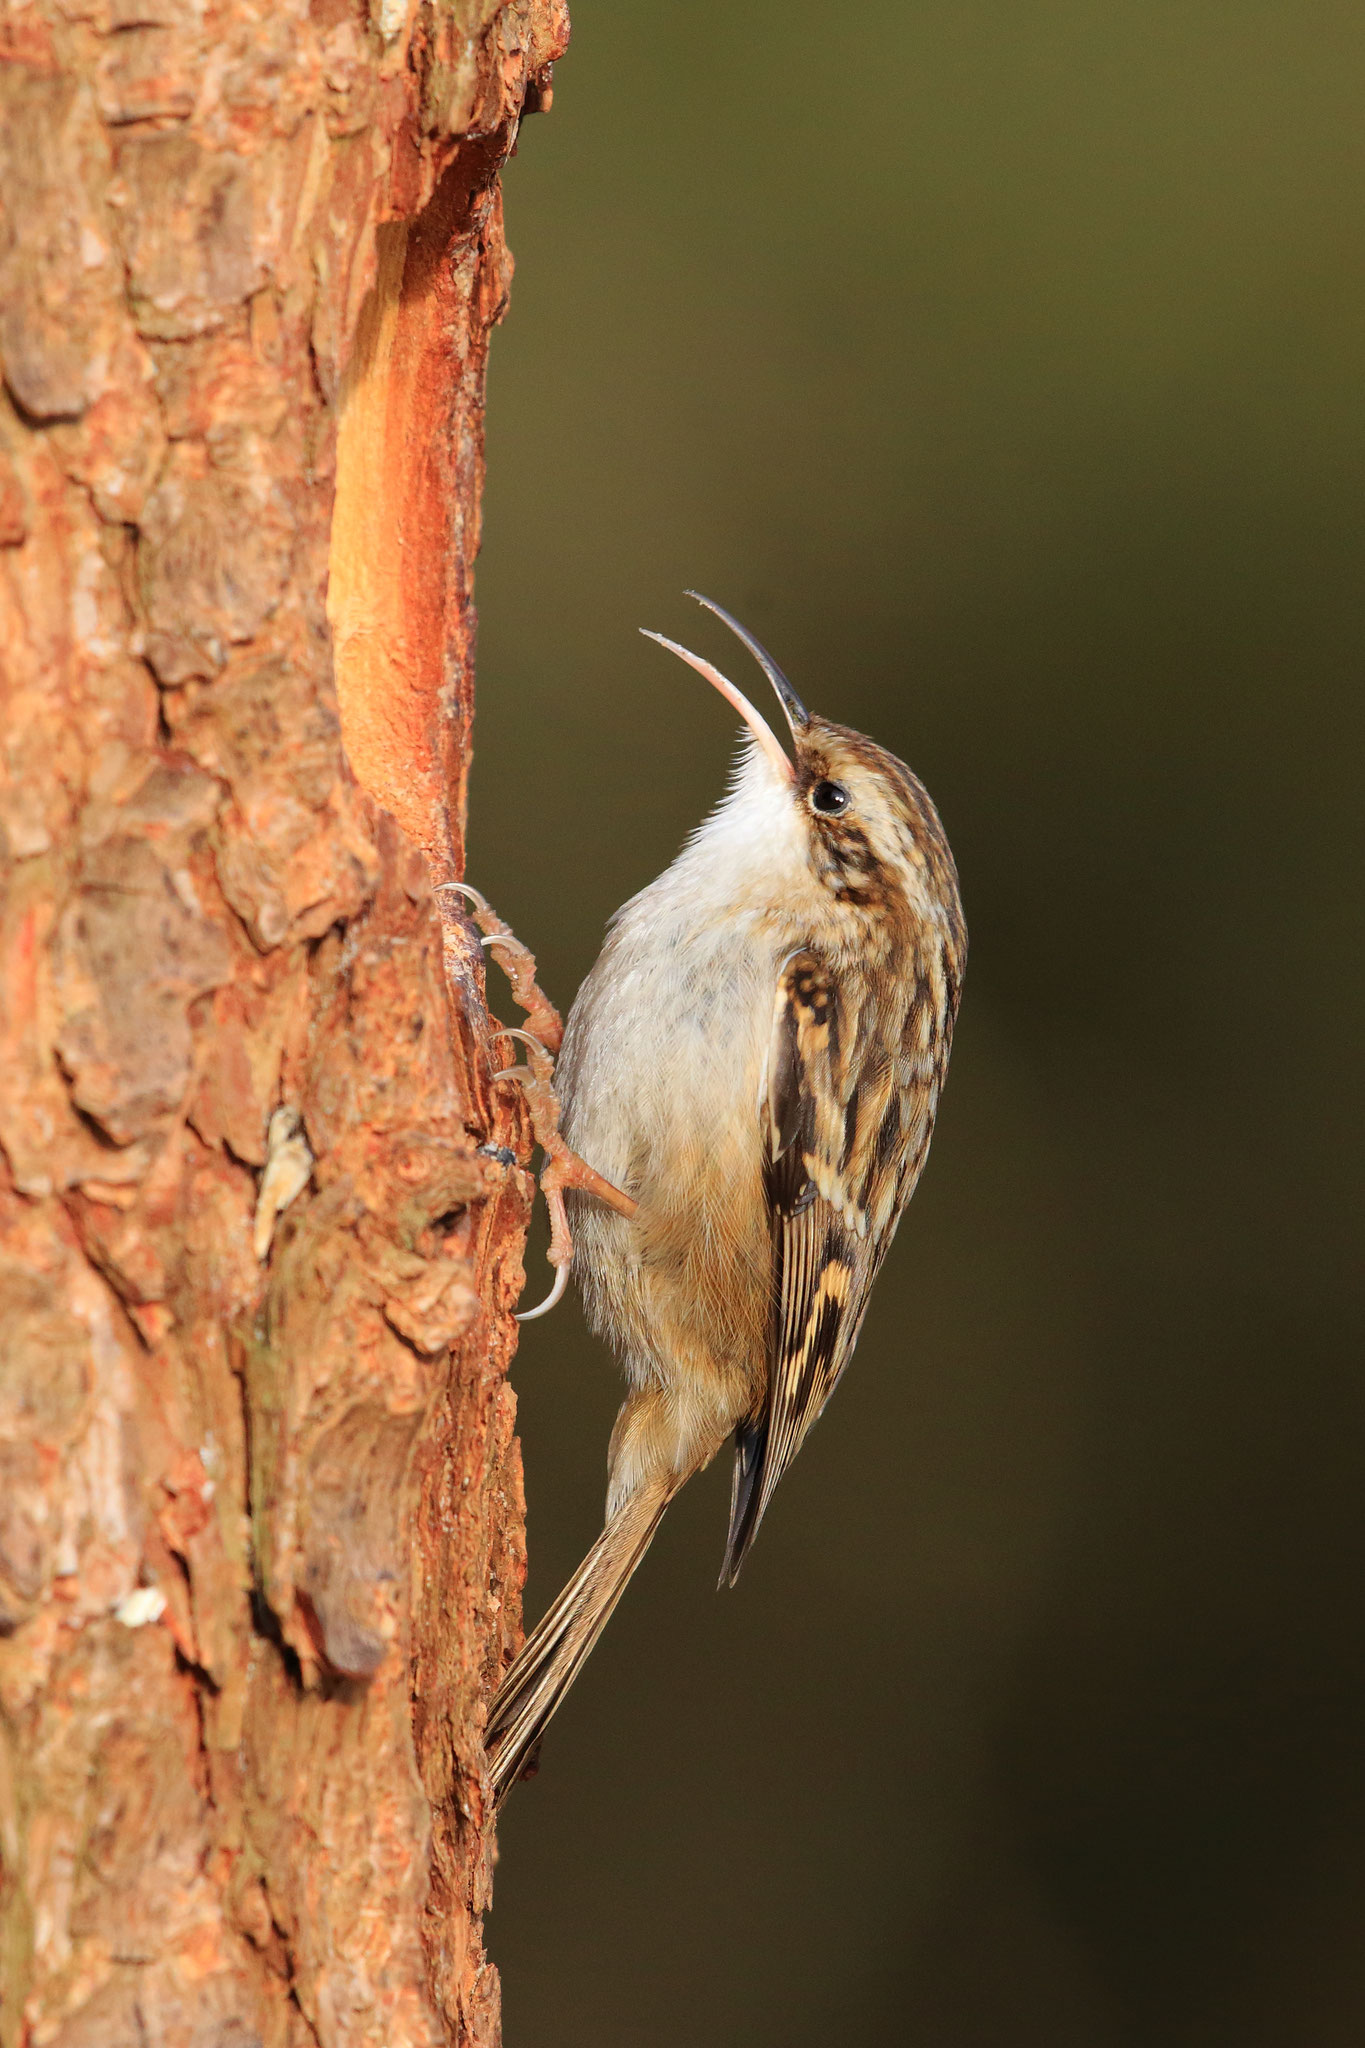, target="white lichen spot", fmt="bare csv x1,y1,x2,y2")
115,1585,166,1628
170,867,206,916
253,1106,315,1261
